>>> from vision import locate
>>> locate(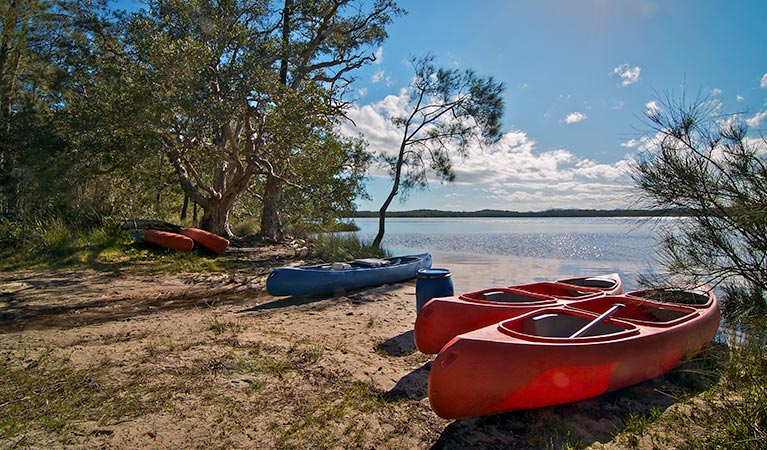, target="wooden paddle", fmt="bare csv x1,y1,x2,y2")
569,303,625,338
